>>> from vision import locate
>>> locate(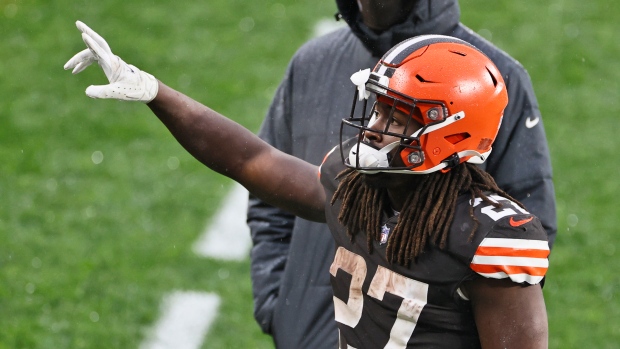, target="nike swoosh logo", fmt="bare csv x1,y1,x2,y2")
509,216,534,227
525,116,540,128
